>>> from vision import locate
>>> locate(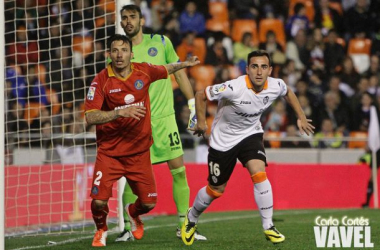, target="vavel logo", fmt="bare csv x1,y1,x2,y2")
314,216,374,248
